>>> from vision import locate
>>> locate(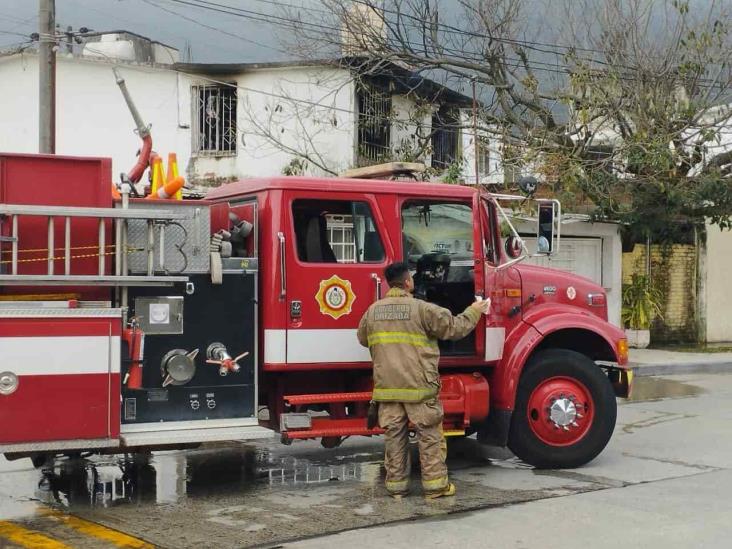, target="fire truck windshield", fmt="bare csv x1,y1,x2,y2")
401,202,473,262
